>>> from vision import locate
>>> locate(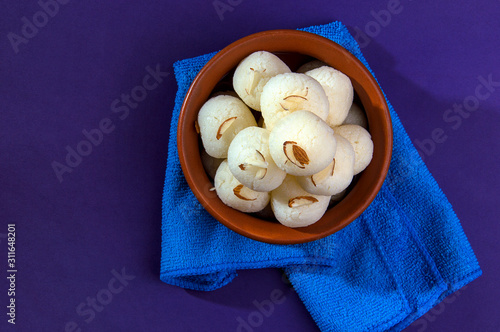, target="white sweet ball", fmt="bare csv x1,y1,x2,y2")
343,102,368,129
271,175,330,228
296,60,327,73
305,66,354,128
296,134,355,196
214,160,270,213
227,127,286,192
197,95,257,158
233,51,291,111
269,110,336,176
201,150,224,180
334,124,374,175
260,73,329,130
